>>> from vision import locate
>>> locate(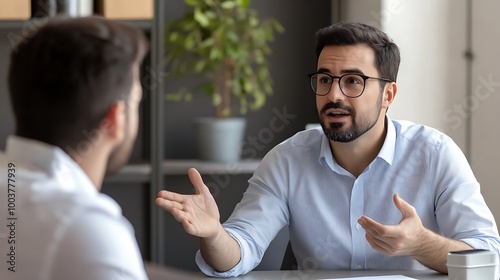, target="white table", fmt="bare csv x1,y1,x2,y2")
144,264,447,280
227,270,447,280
